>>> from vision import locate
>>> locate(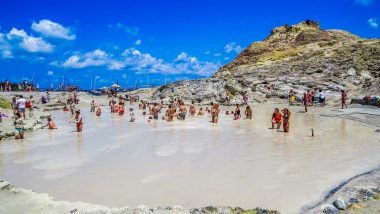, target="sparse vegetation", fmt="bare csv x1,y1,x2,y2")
0,97,12,109
257,47,302,63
